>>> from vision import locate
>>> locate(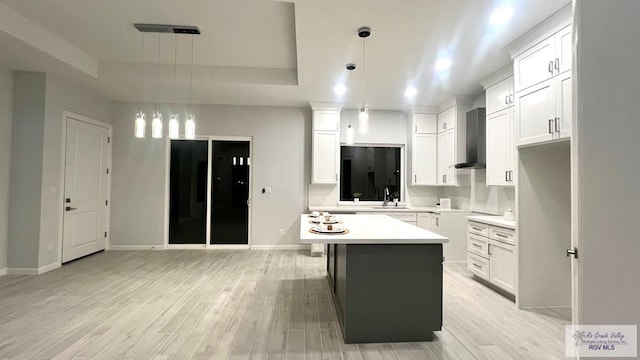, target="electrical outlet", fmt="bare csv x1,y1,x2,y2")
279,229,285,236
48,243,54,251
